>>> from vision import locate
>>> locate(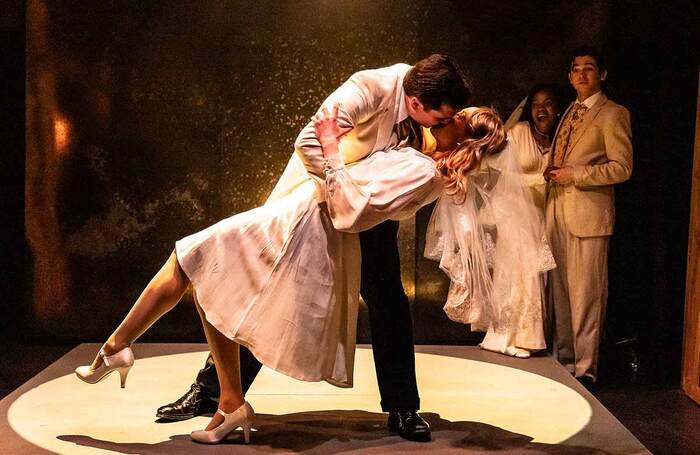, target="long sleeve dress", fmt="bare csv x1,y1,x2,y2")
175,148,441,388
478,121,552,354
509,121,551,212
